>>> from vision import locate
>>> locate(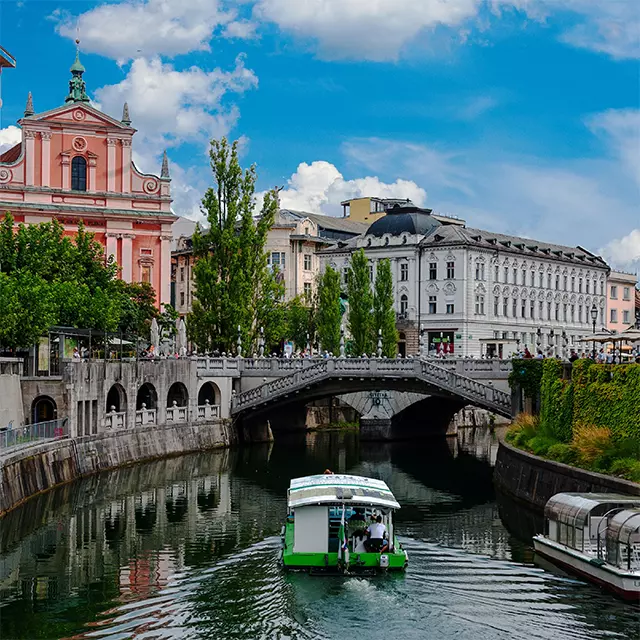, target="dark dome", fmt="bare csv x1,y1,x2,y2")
366,203,441,237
